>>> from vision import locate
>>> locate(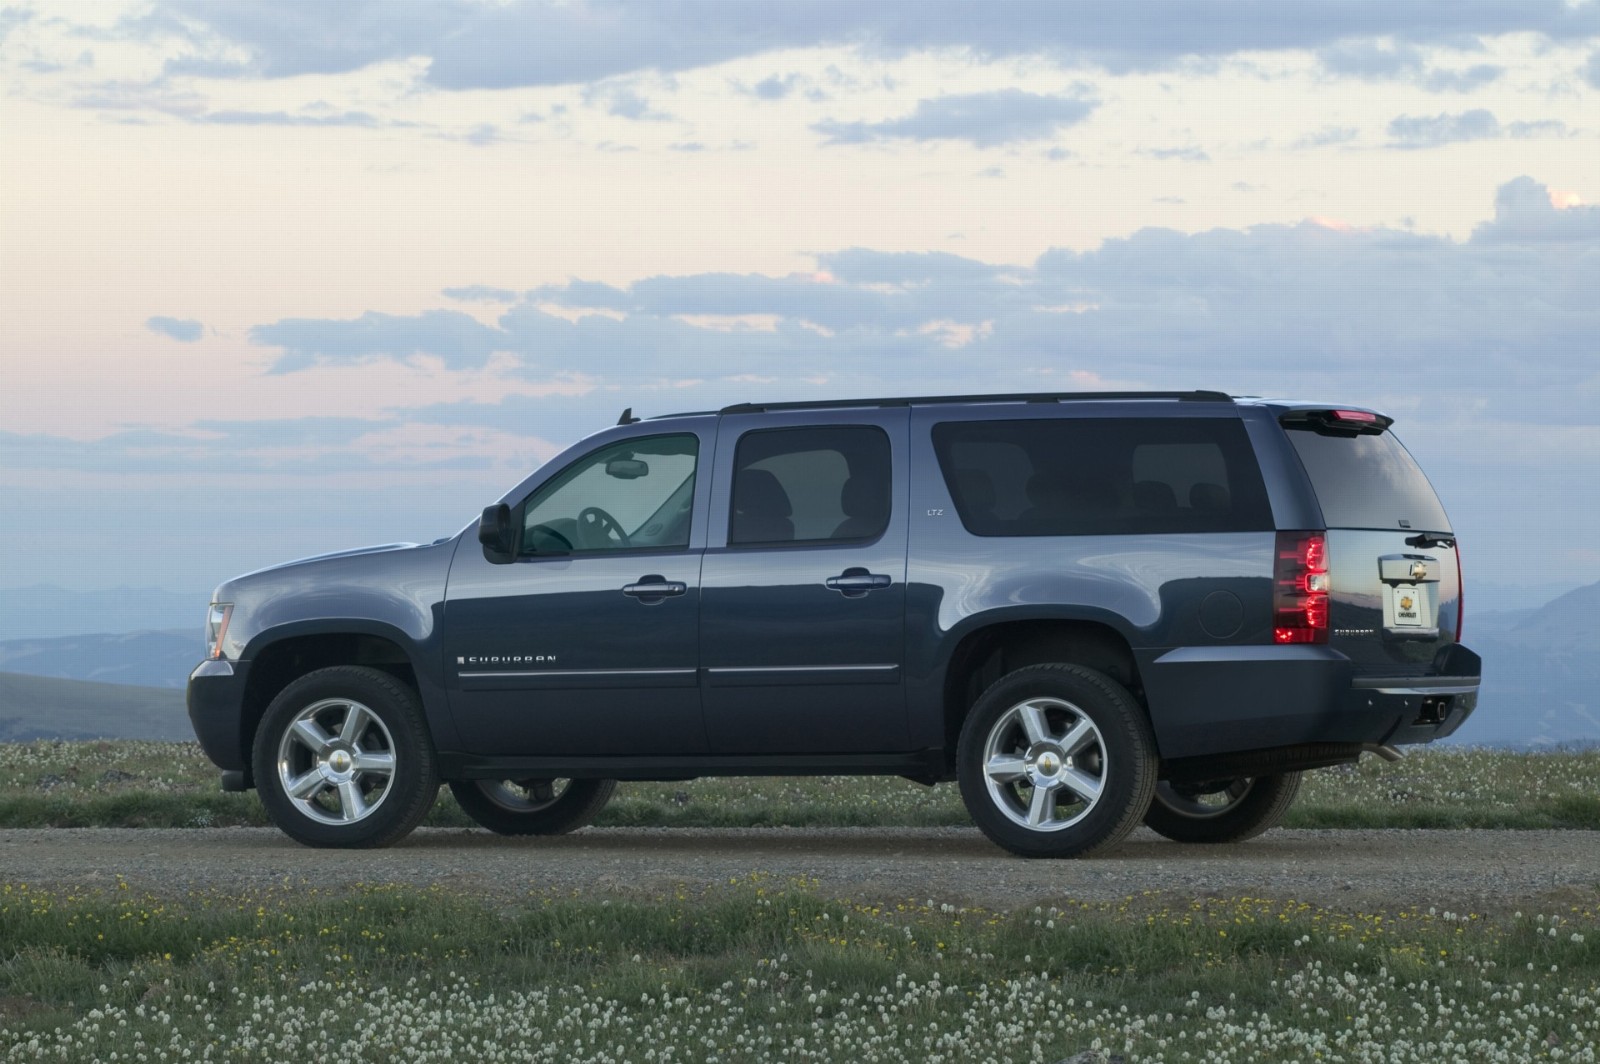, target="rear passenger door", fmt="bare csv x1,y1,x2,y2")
699,410,910,754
